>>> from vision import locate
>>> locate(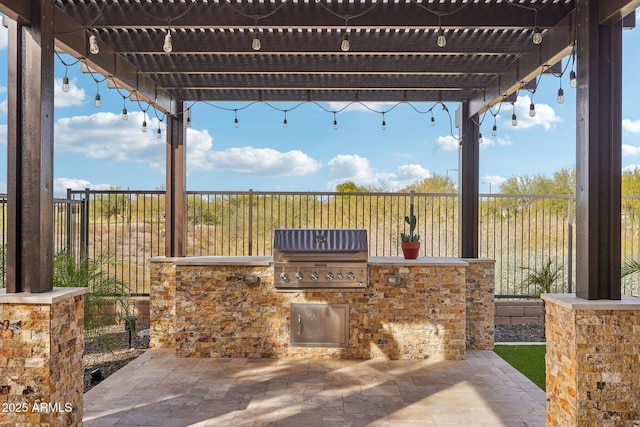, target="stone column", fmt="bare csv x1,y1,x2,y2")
464,258,495,350
150,258,177,348
542,294,640,426
0,288,87,426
